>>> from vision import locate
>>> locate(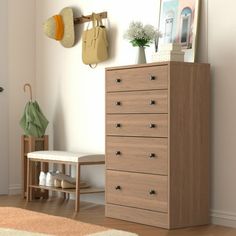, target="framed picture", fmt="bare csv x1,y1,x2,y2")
158,0,200,62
